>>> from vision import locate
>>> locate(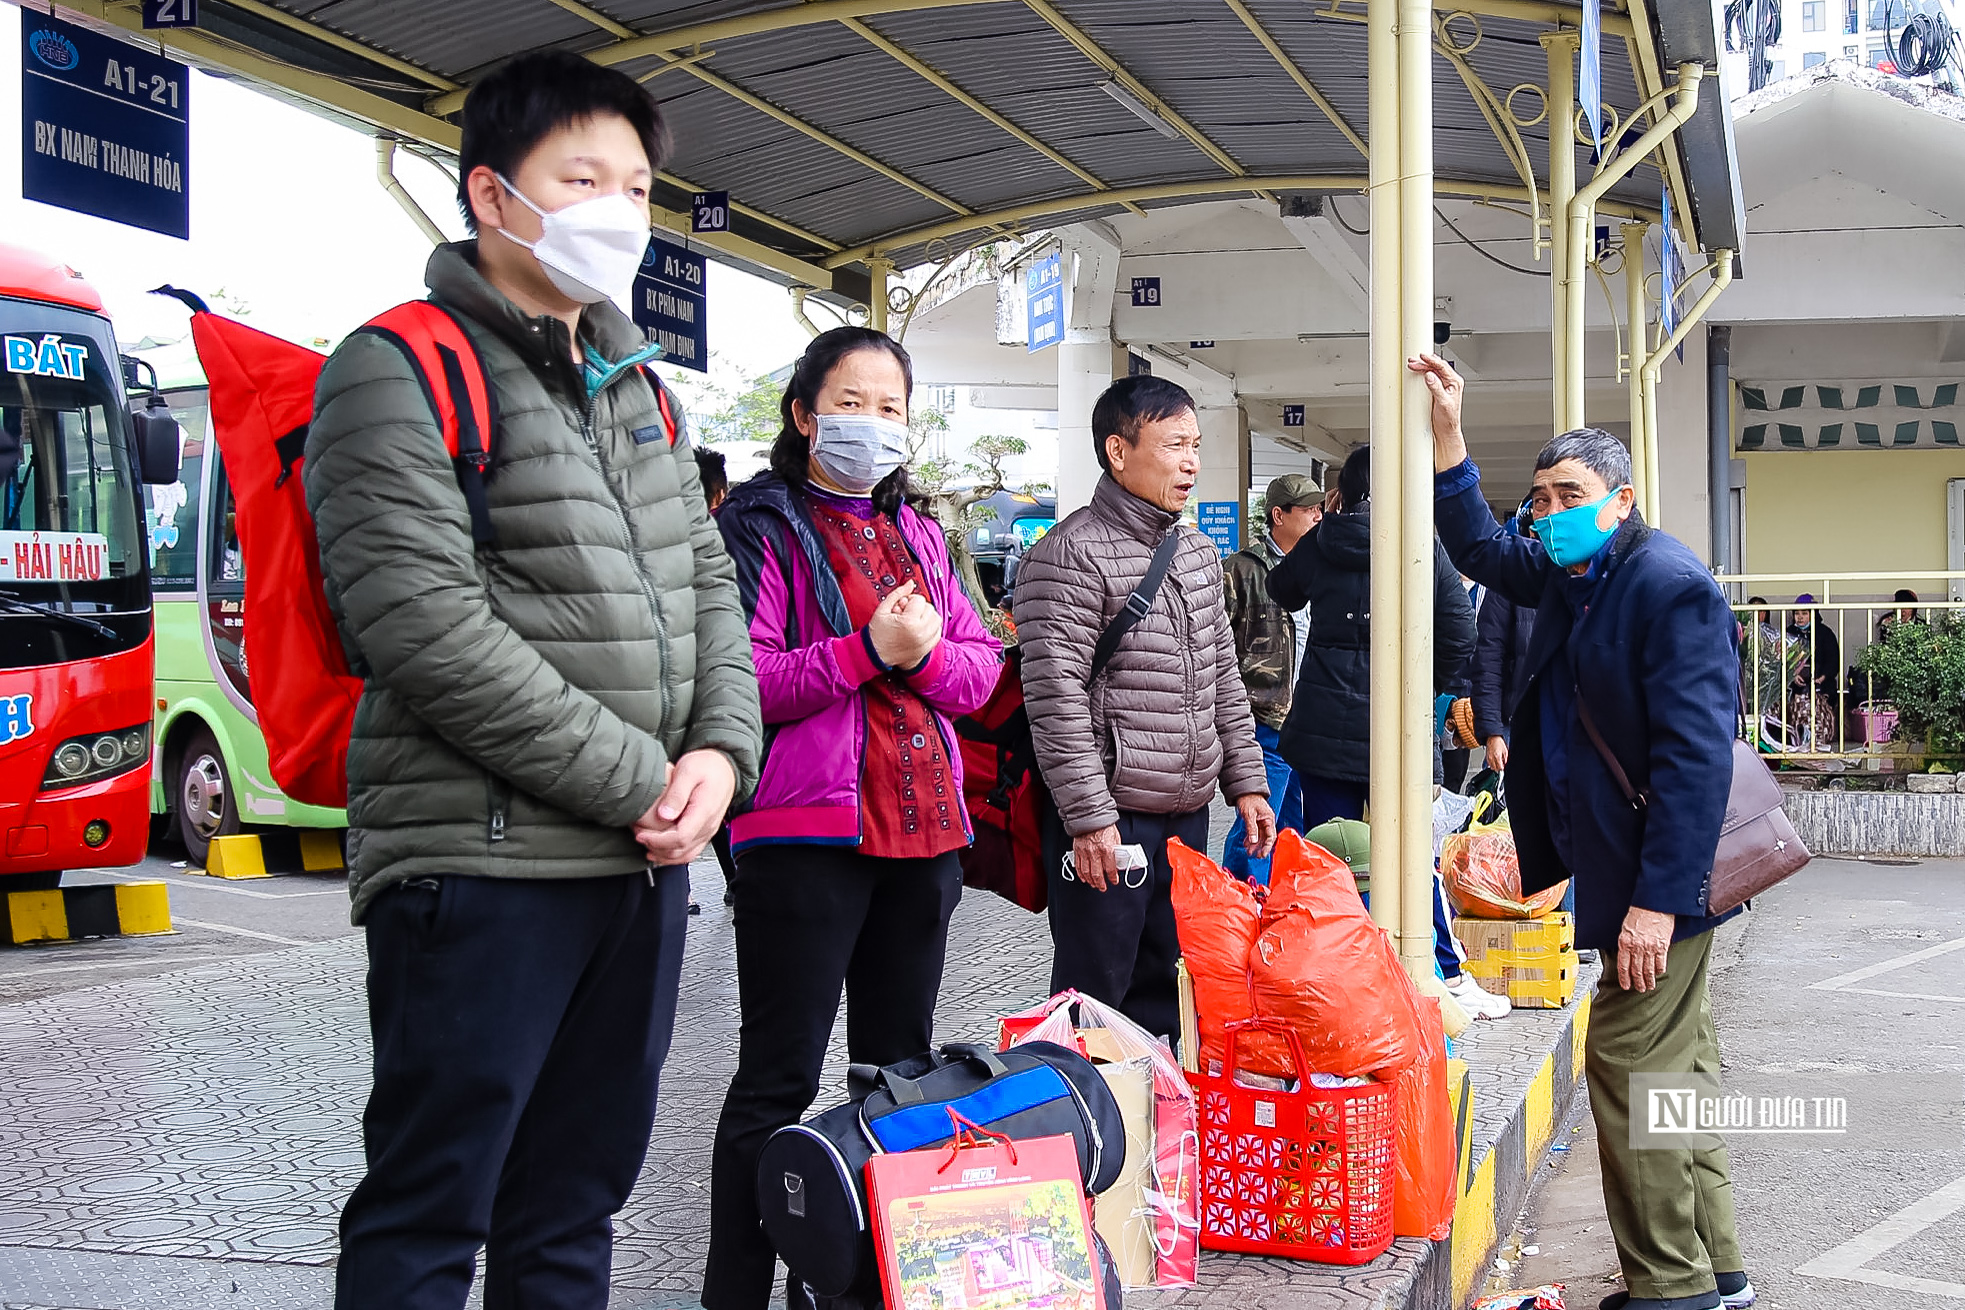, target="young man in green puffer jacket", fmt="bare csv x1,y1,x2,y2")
305,51,761,1310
